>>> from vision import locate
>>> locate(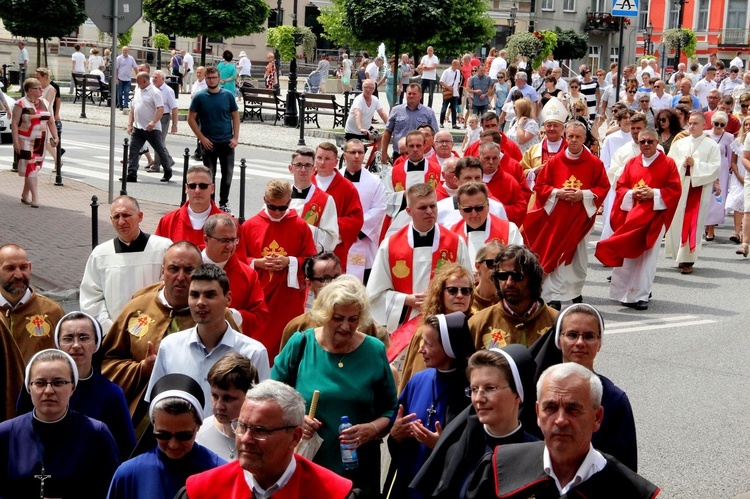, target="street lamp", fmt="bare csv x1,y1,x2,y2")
283,0,301,127
510,3,518,34
645,21,654,55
